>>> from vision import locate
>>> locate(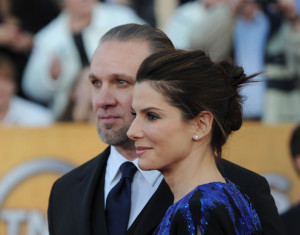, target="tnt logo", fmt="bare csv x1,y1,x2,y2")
0,158,74,235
